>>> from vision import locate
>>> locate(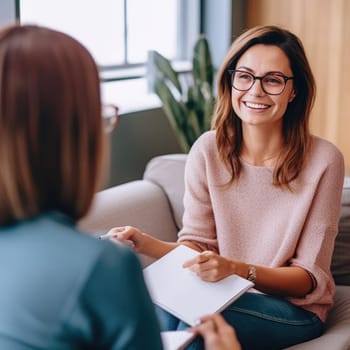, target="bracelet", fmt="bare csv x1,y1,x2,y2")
247,265,256,283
